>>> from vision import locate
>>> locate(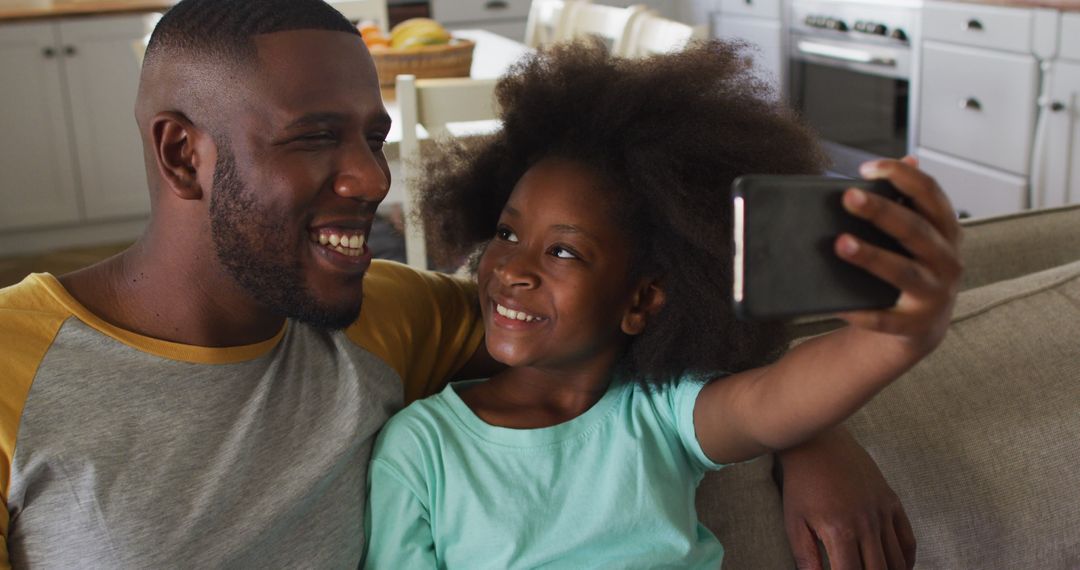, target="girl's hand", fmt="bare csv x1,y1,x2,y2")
835,156,963,355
